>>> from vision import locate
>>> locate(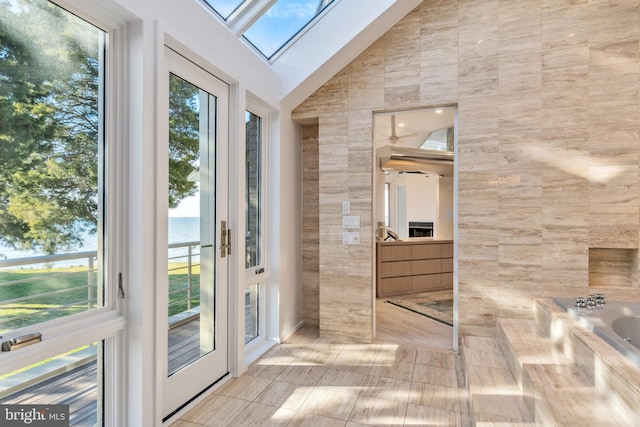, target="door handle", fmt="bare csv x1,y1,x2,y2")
220,221,231,257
